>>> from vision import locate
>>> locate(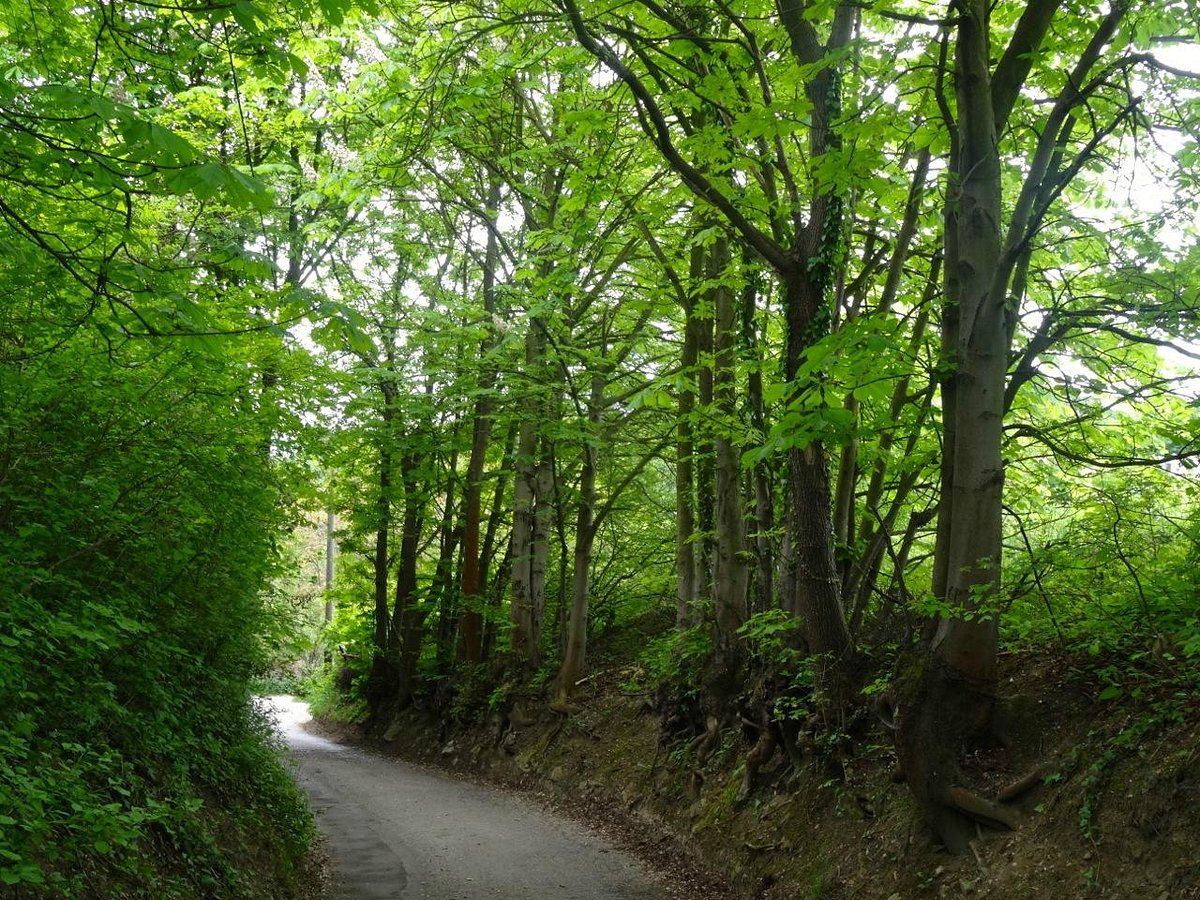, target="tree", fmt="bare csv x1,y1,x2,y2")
895,0,1200,849
555,0,865,695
